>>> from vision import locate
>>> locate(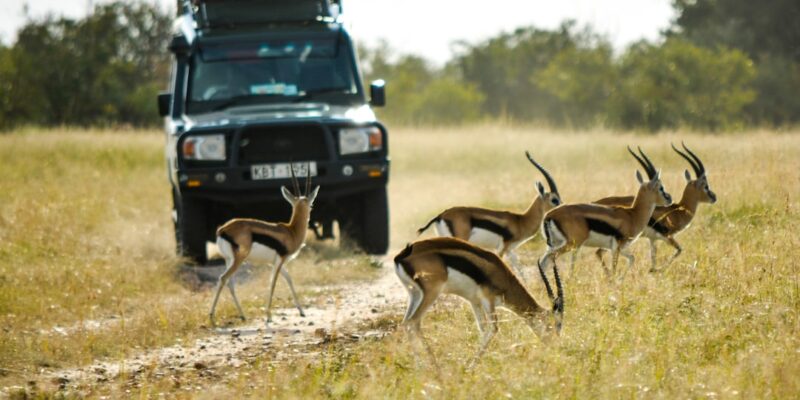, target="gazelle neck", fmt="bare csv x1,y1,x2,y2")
630,187,657,228
288,203,311,235
522,196,545,226
677,185,701,215
503,282,546,316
